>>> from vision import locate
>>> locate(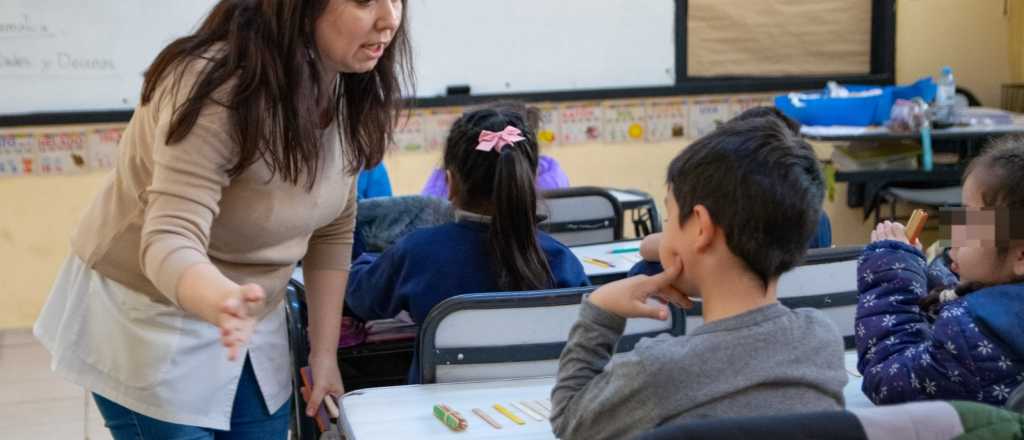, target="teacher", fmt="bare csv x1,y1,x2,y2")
33,0,411,437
